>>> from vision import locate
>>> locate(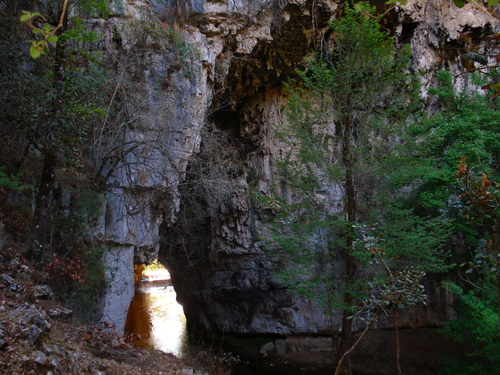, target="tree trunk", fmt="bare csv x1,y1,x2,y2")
394,309,403,375
334,115,357,370
32,152,57,265
31,6,68,265
53,3,68,117
335,310,380,375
